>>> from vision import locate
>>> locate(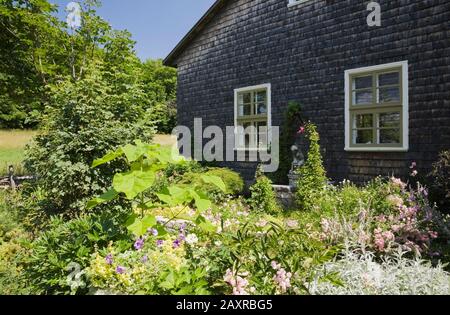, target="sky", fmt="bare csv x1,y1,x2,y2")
50,0,216,61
